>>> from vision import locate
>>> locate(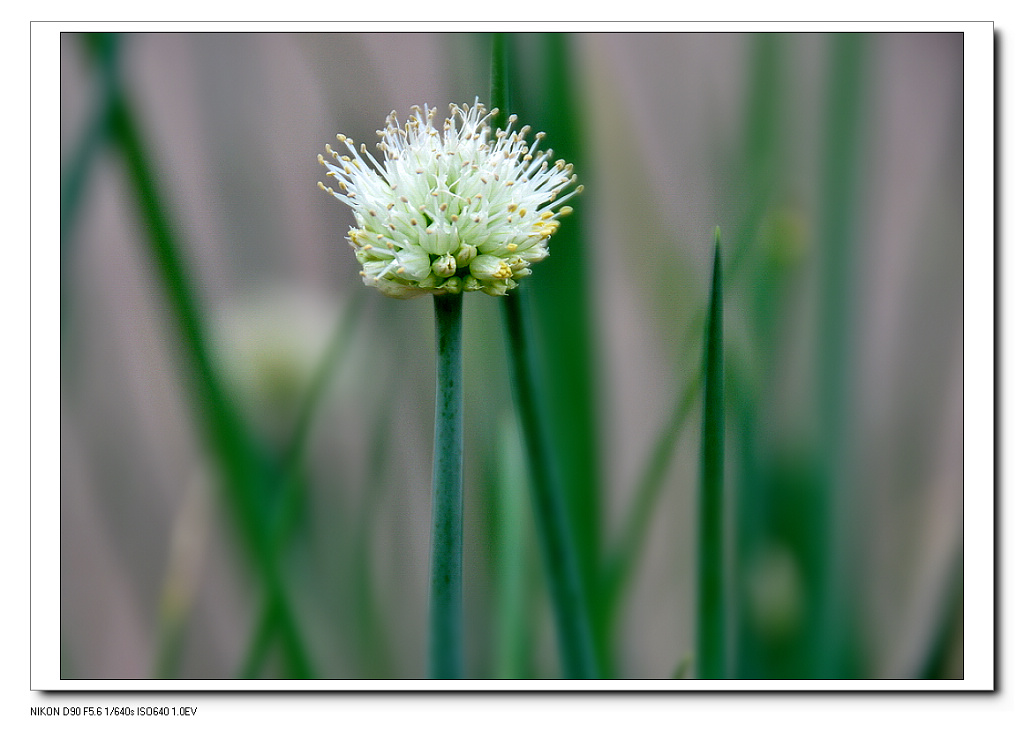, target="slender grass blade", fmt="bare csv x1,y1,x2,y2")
697,231,726,679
